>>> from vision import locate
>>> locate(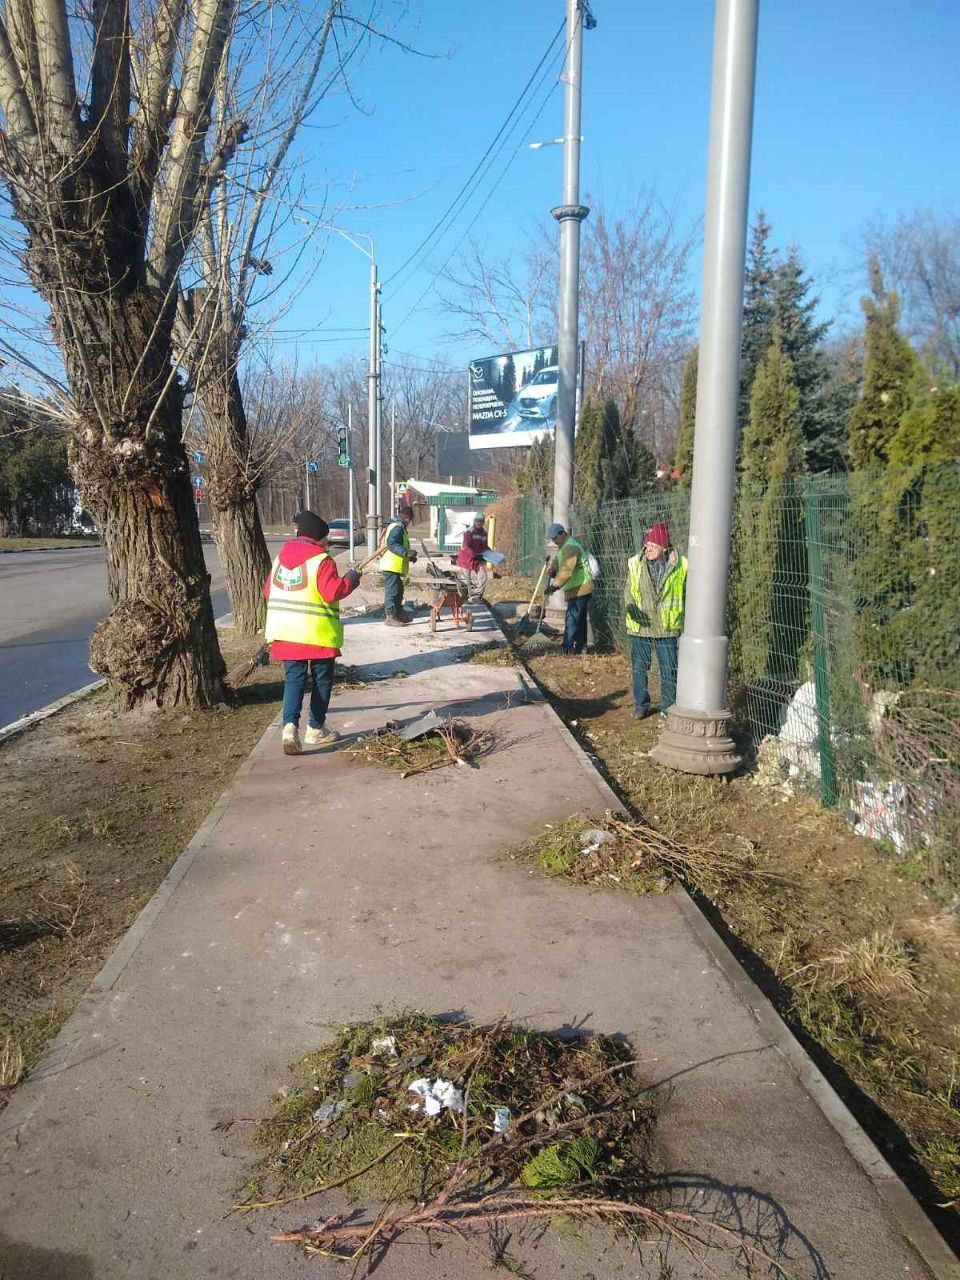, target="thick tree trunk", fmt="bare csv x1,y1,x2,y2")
212,493,270,633
188,315,271,634
60,289,226,709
